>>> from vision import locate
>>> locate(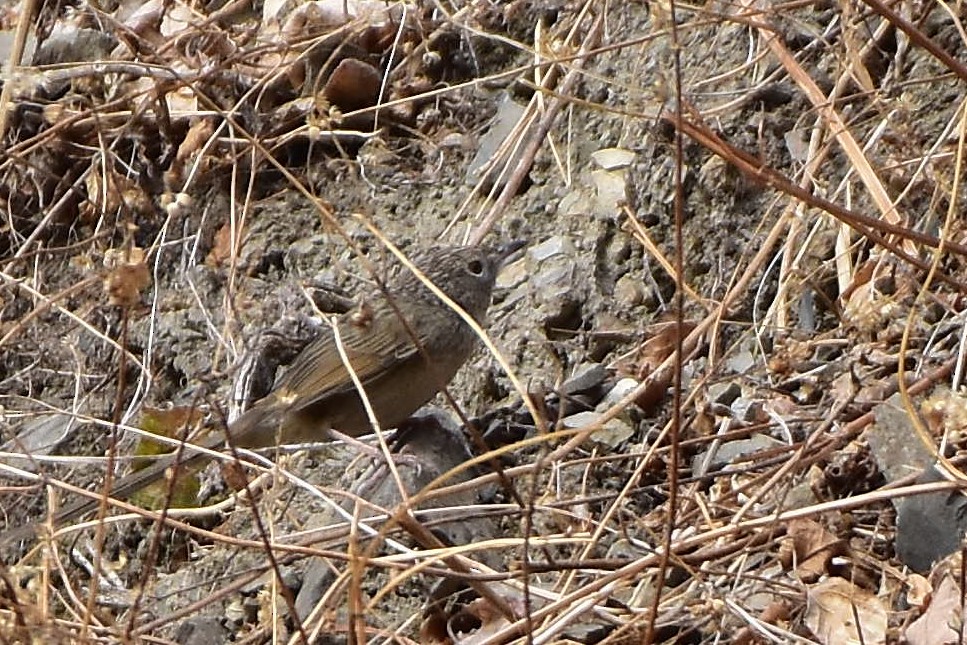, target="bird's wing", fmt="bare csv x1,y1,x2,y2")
272,306,422,413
